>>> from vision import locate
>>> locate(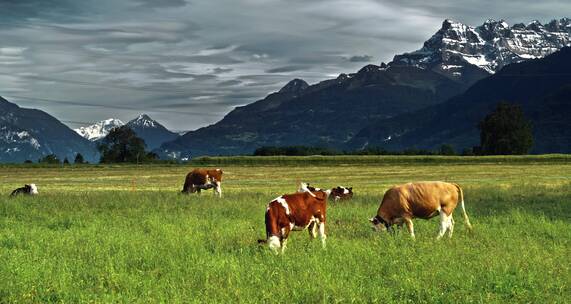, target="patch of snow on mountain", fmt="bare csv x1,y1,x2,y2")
0,127,41,149
129,114,156,128
74,118,124,141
